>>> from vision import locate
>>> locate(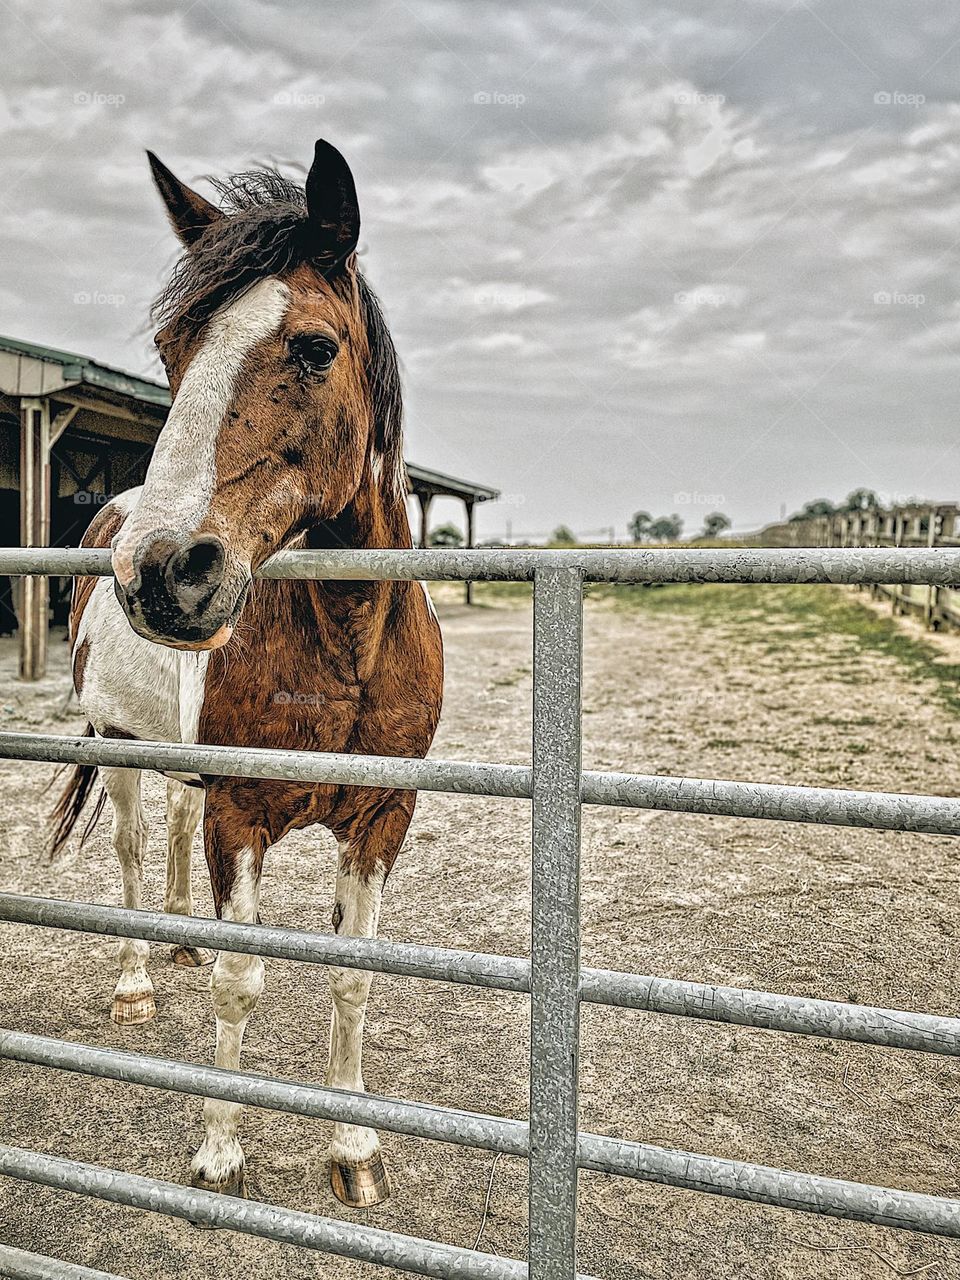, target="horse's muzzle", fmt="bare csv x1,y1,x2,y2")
112,531,250,649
